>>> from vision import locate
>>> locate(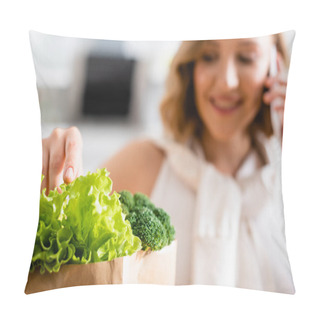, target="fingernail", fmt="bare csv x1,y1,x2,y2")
65,167,73,181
